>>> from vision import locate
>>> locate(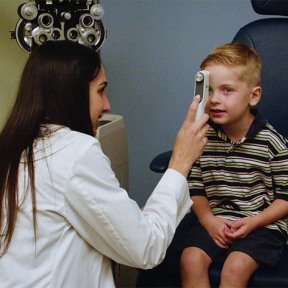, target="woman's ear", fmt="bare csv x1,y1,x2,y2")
249,86,262,107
